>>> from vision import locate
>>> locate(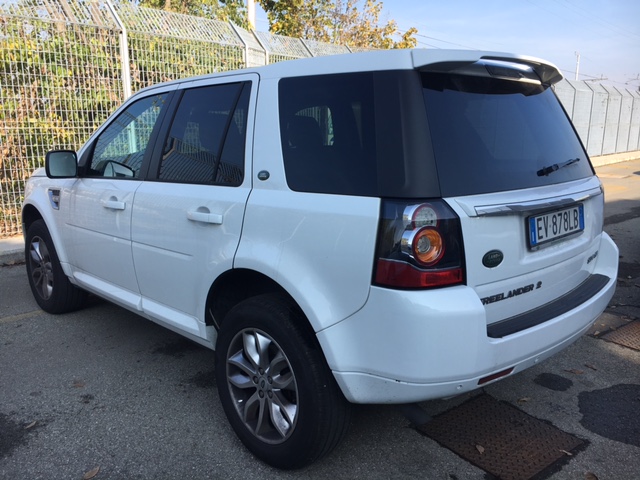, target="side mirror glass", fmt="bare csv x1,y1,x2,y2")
45,150,78,178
